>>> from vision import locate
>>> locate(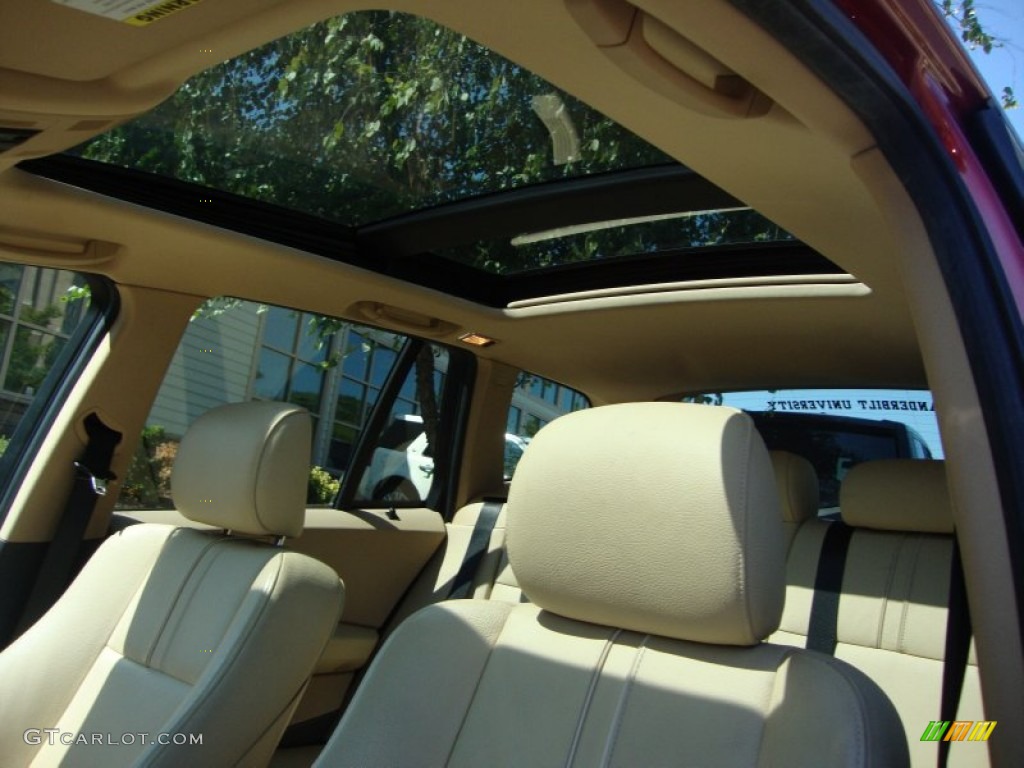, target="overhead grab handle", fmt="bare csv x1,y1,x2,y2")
566,0,772,119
